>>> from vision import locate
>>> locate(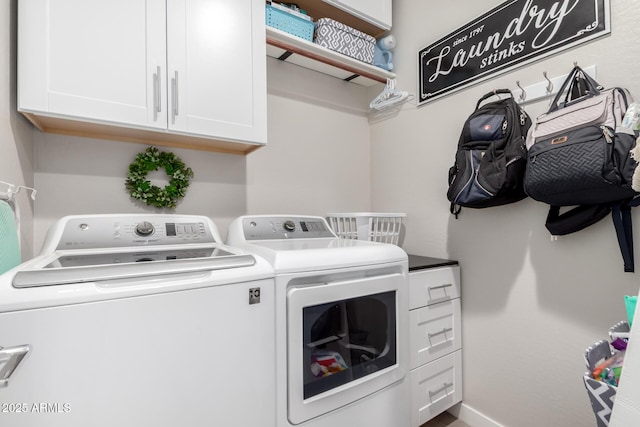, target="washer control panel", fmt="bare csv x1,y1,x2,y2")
242,216,335,240
54,215,217,250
